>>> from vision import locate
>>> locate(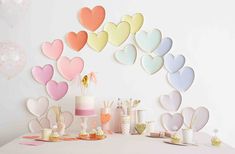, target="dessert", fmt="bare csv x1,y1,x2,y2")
171,134,181,144
96,127,105,139
49,132,60,142
89,129,97,139
75,96,96,116
79,130,89,139
211,137,222,146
